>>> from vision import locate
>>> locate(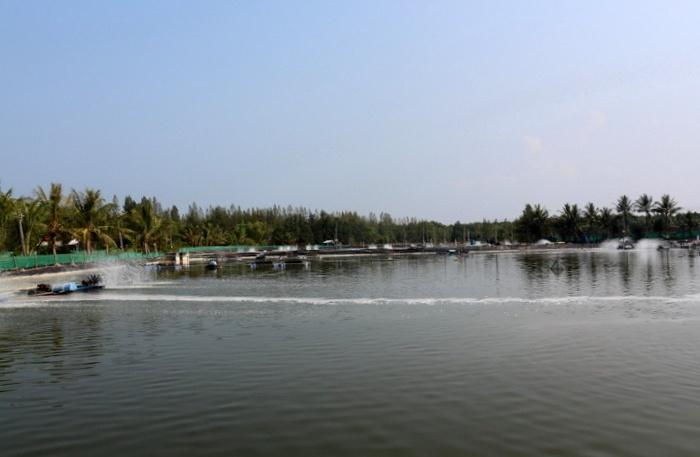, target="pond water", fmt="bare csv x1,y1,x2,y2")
2,249,700,456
